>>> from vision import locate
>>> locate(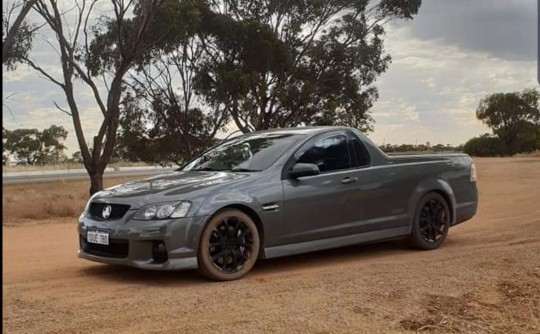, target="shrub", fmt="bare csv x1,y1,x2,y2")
463,134,509,157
